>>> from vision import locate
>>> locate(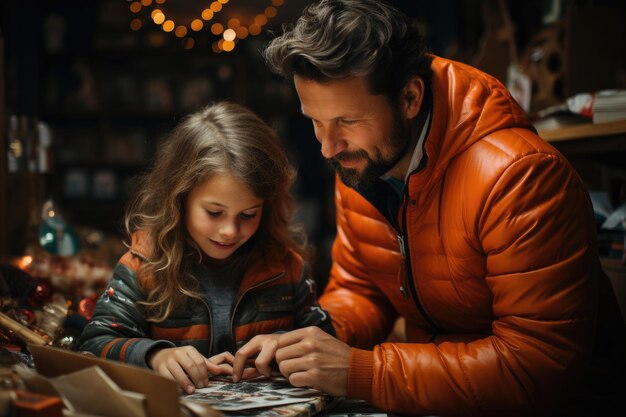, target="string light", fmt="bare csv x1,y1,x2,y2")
128,0,286,51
